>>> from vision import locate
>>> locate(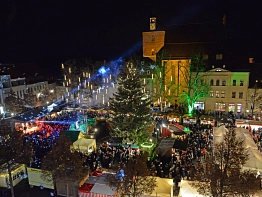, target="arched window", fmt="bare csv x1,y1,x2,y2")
210,79,213,86
216,80,220,86
151,34,155,42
